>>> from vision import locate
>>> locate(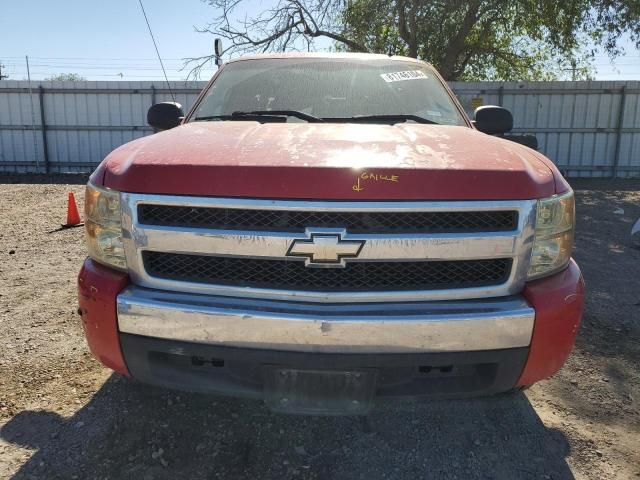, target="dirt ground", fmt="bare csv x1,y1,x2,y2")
0,176,638,480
